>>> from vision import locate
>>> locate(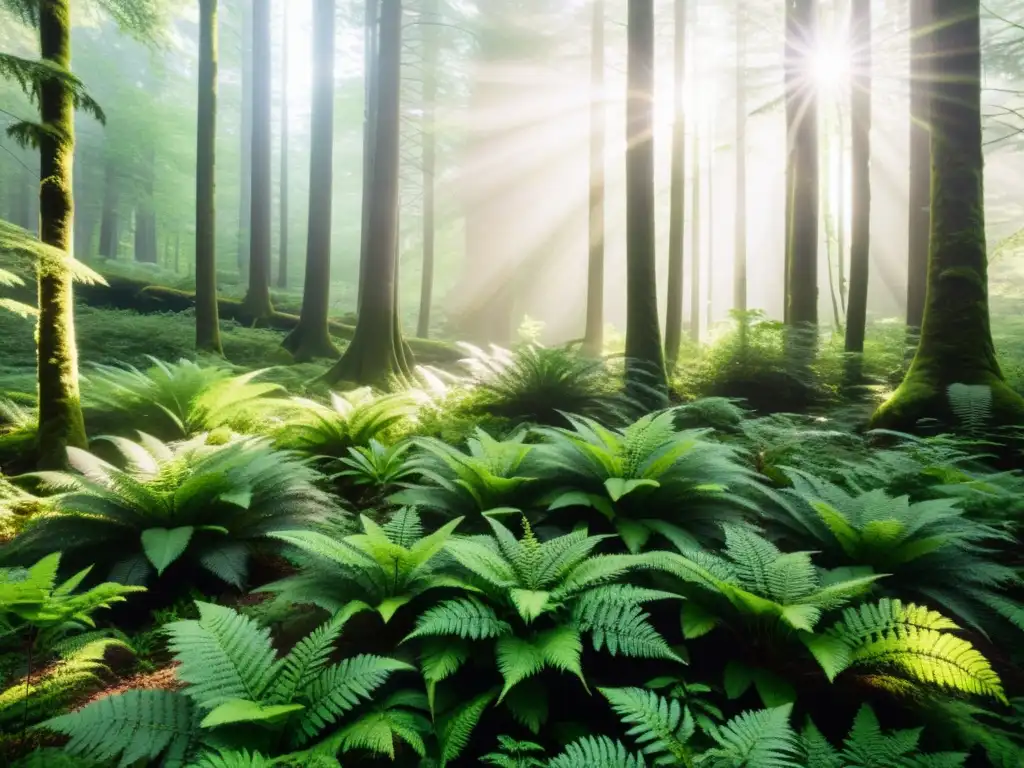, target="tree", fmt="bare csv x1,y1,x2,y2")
276,4,289,290
237,0,252,277
784,0,819,327
663,0,686,366
97,160,119,258
241,0,273,320
357,0,380,314
843,0,869,355
416,0,439,339
195,0,222,354
582,0,606,358
870,0,1024,430
133,142,157,263
283,0,340,362
906,0,932,335
624,0,667,398
733,0,747,313
324,0,412,386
